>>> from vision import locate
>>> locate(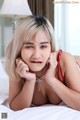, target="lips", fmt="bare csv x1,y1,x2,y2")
31,61,42,63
